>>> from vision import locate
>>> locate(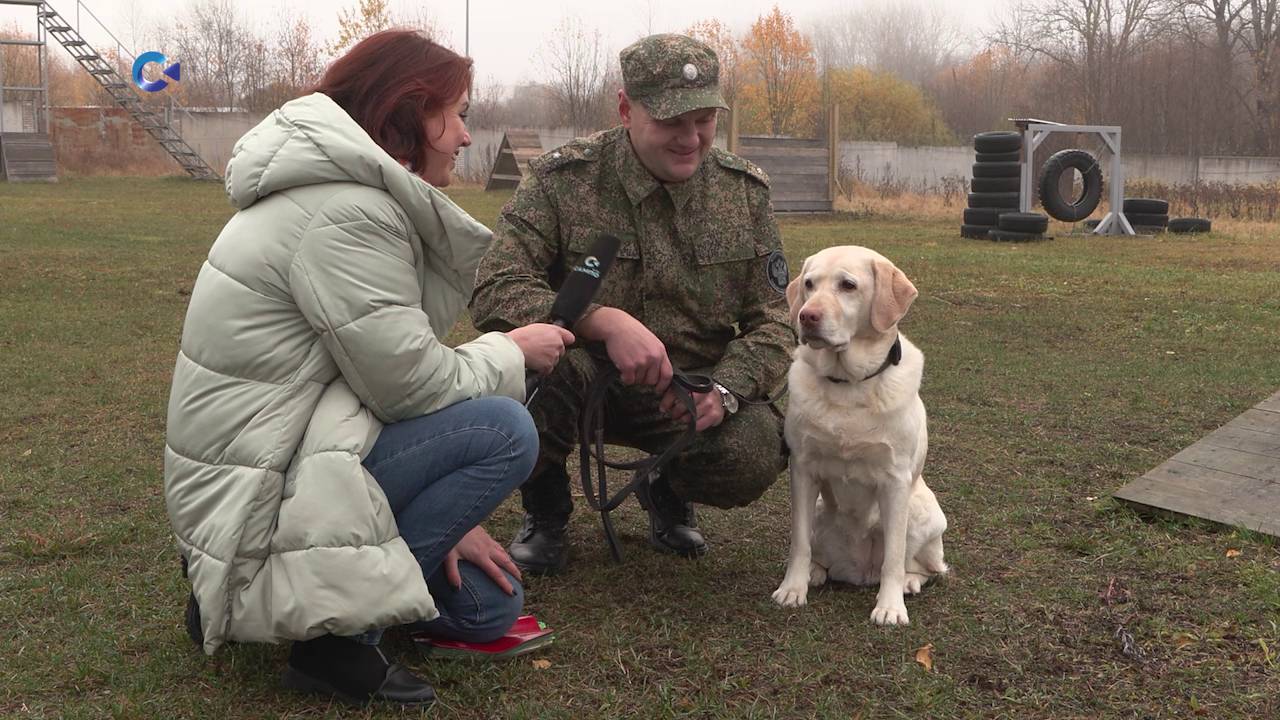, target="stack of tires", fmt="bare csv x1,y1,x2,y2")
1123,198,1169,234
962,131,1023,239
